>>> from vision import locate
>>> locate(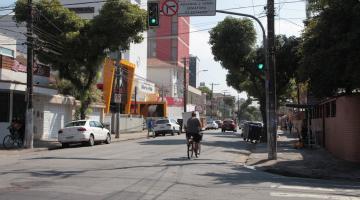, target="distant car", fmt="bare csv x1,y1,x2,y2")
222,119,237,132
206,121,218,130
215,120,223,128
58,120,111,148
153,118,181,136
